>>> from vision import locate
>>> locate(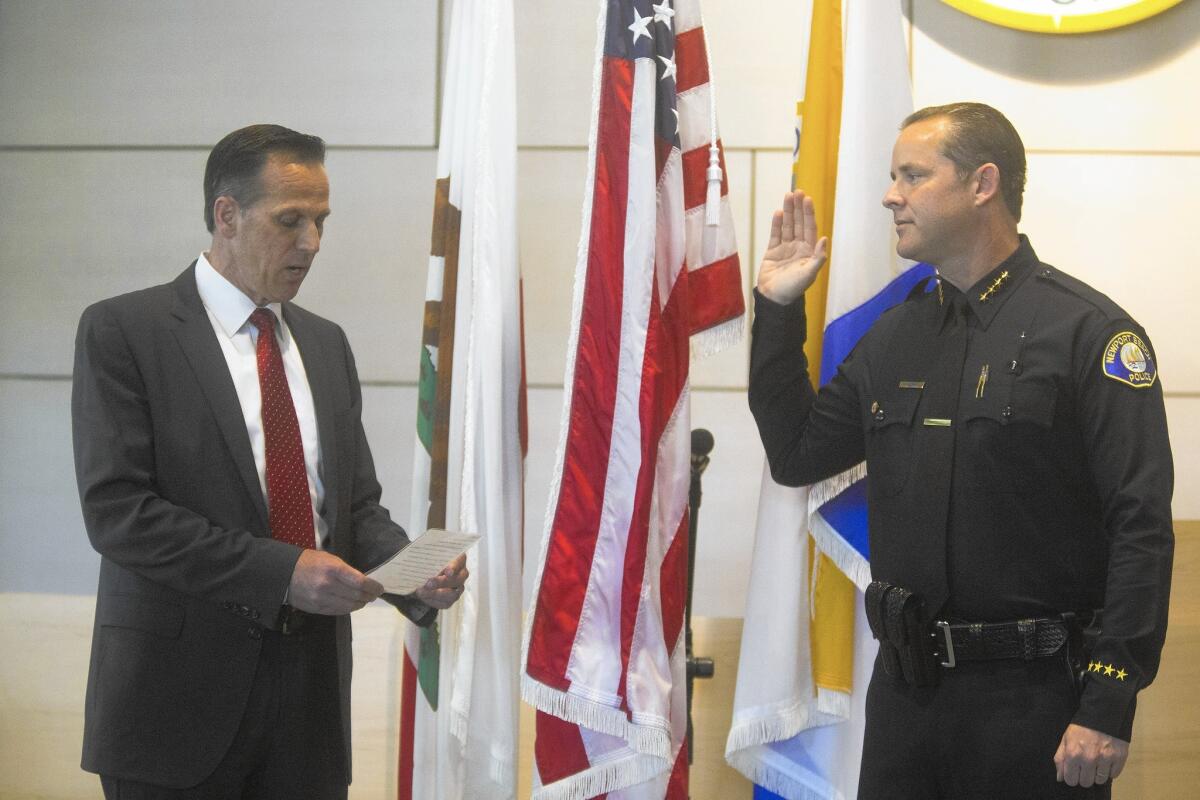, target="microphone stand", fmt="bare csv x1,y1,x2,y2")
686,428,715,767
